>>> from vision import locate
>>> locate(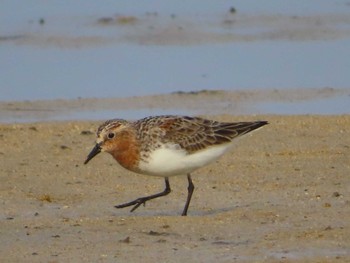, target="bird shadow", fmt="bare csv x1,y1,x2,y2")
110,203,249,217
191,204,248,217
